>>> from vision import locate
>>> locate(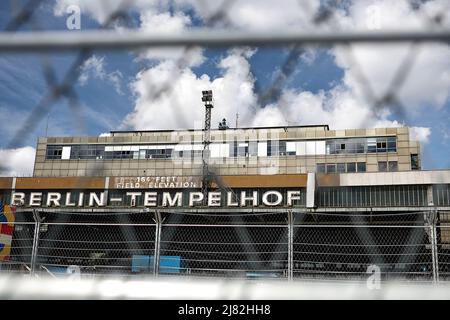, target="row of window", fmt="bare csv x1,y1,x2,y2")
326,137,397,154
317,161,399,173
317,185,428,207
316,162,367,173
378,161,398,172
45,136,398,160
